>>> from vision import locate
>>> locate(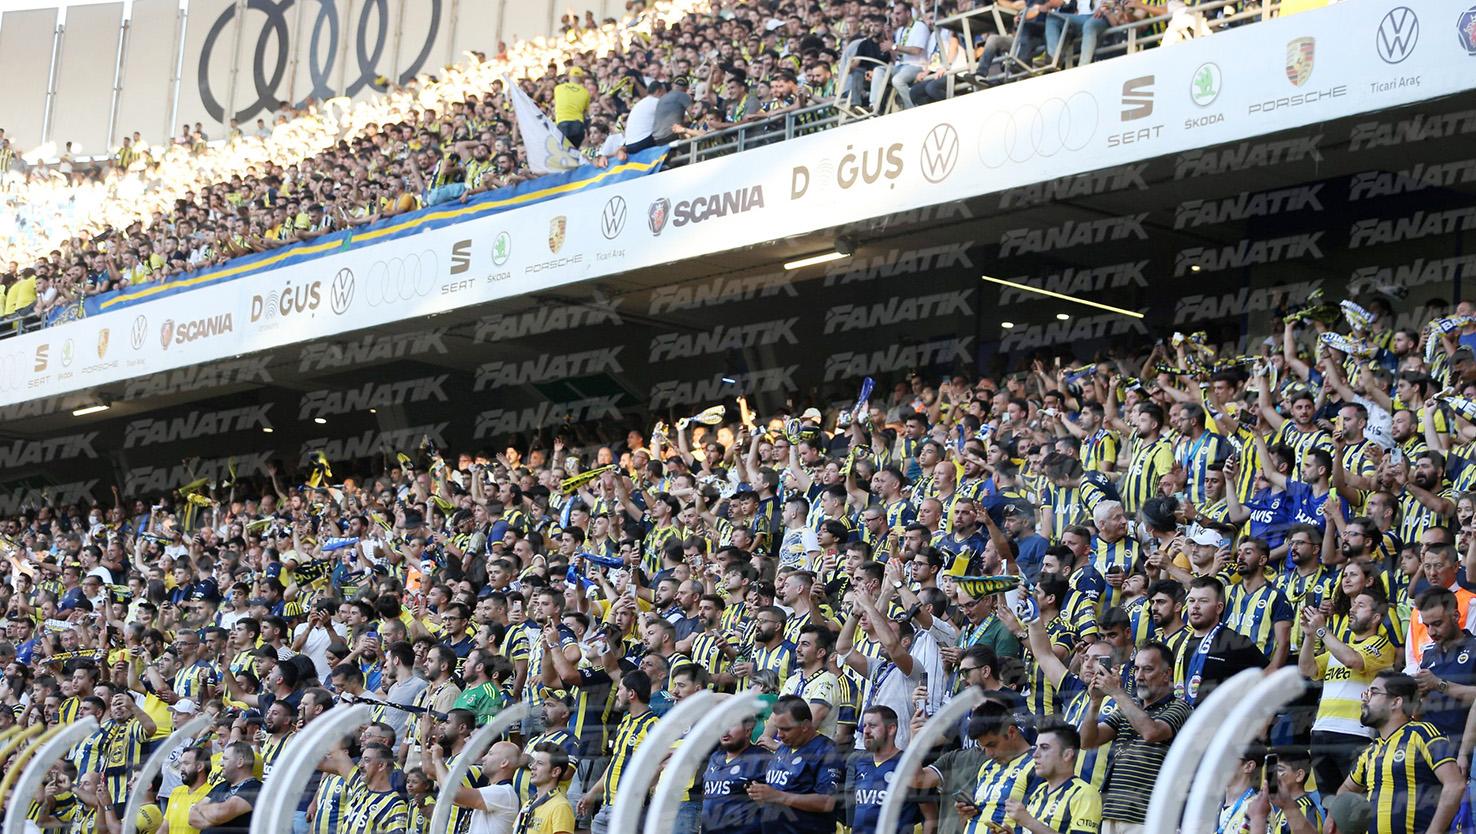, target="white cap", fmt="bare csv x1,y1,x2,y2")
170,698,199,715
1188,526,1227,548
